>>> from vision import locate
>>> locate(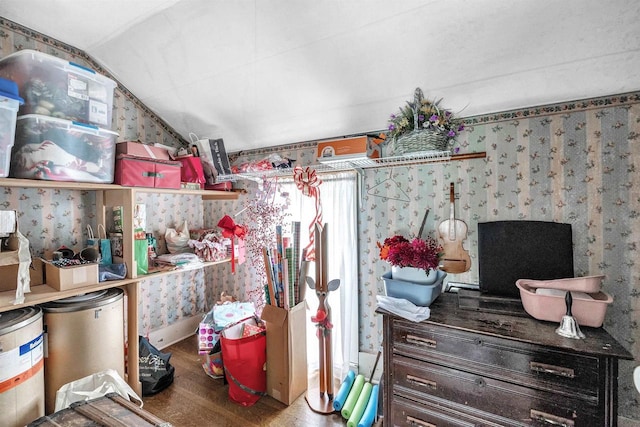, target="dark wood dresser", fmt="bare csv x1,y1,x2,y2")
379,292,633,426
